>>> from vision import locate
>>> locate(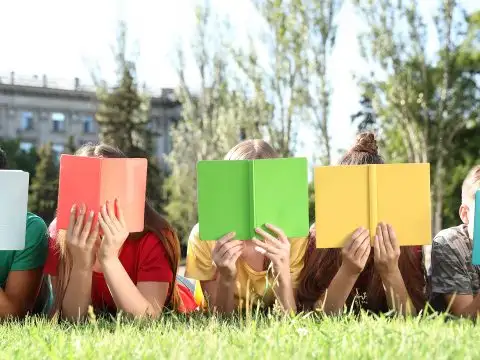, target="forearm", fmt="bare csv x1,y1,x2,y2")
381,270,415,315
211,274,237,314
451,294,480,318
101,258,159,318
273,271,296,313
317,266,358,315
0,289,21,318
62,267,93,321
